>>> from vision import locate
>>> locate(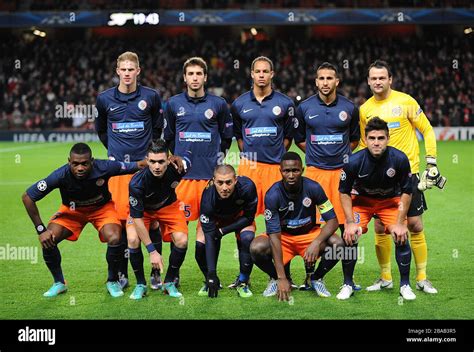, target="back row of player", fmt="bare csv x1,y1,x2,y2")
25,51,444,299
